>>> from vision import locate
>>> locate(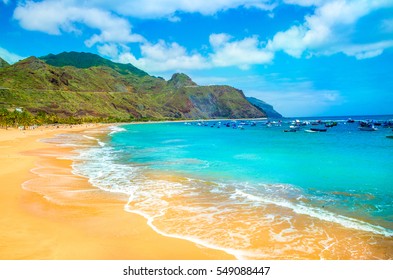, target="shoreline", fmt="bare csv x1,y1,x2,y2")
2,122,392,260
86,122,393,260
0,125,234,260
